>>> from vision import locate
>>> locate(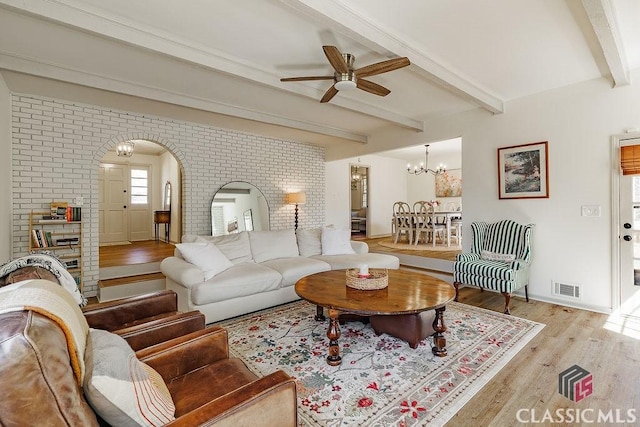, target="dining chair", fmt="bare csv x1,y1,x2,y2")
392,202,414,244
444,202,463,245
413,201,445,246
